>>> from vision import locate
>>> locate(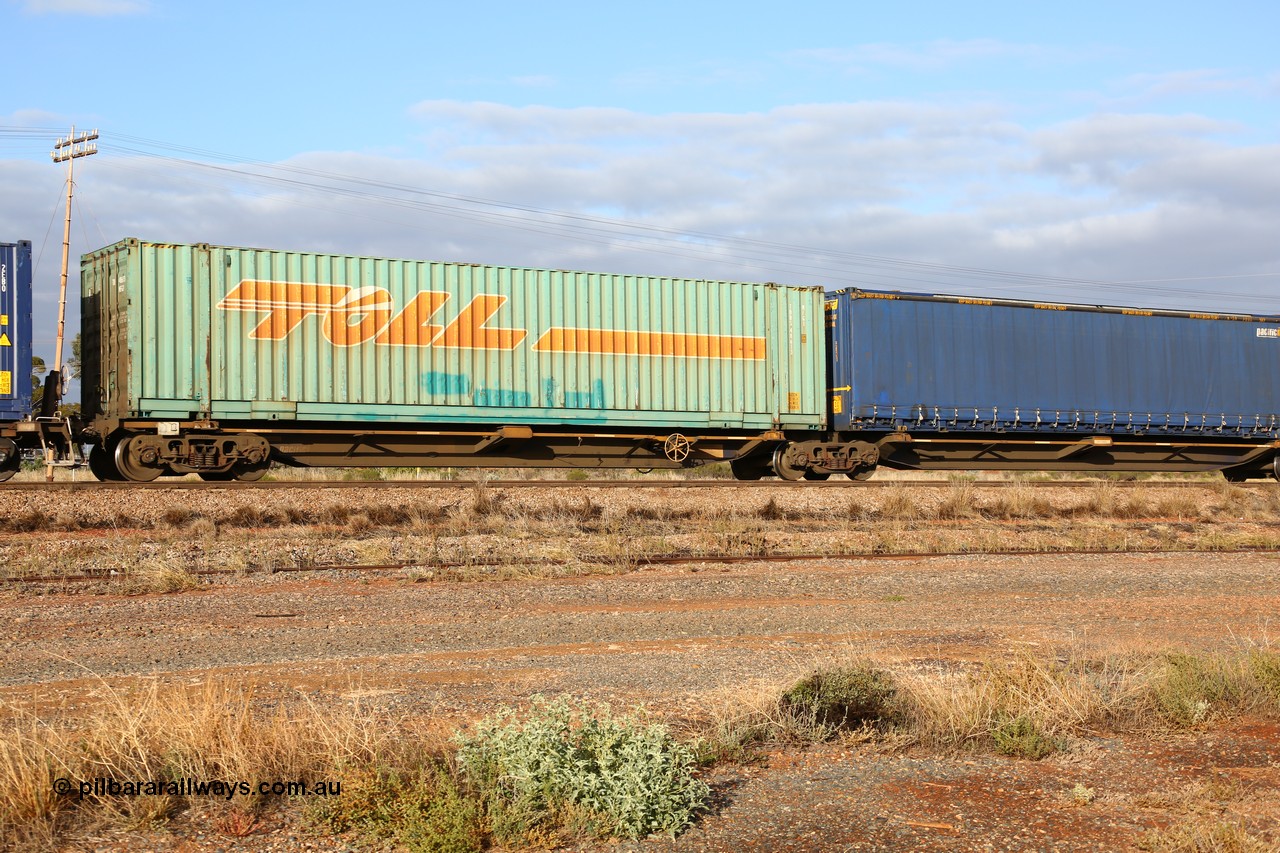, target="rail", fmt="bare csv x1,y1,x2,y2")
0,477,1266,491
